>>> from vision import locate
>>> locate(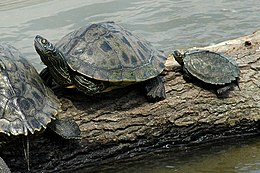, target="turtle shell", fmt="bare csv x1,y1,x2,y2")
55,21,166,82
183,50,240,85
0,43,59,136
